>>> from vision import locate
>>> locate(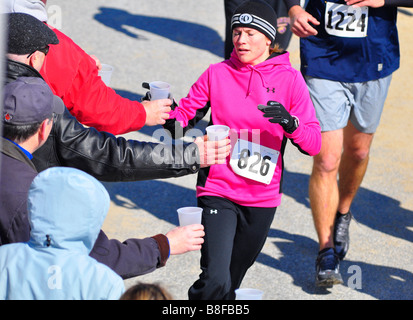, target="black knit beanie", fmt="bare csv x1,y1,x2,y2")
231,0,278,44
6,12,59,55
